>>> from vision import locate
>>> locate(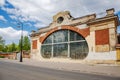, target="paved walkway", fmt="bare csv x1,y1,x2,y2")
0,58,120,77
